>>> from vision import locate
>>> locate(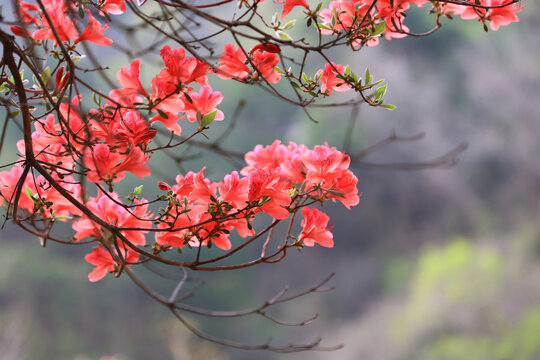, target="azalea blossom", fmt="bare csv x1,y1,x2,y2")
85,246,140,282
73,190,151,246
299,207,334,248
317,62,351,96
247,168,291,219
250,50,281,83
182,85,224,123
277,0,309,19
217,44,251,80
160,45,211,85
75,10,113,46
32,0,78,45
100,0,128,15
117,59,149,97
83,144,151,183
0,164,34,211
